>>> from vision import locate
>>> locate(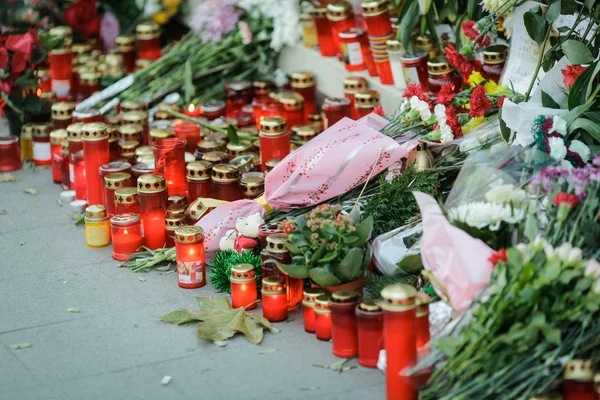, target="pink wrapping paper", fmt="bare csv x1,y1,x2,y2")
198,114,418,254
413,191,494,311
